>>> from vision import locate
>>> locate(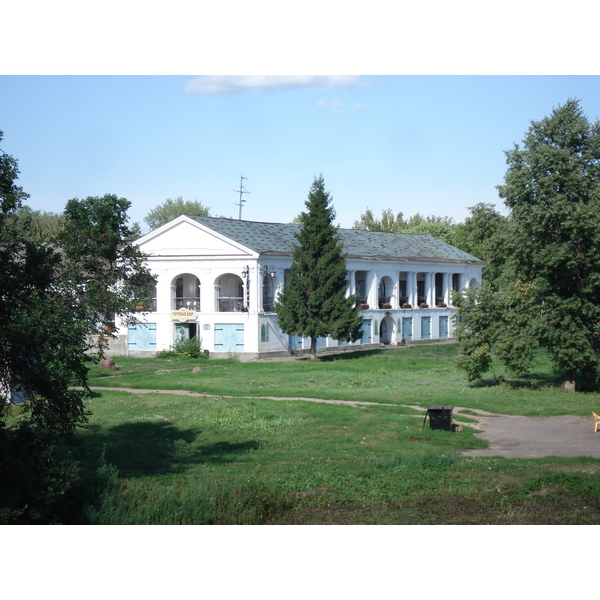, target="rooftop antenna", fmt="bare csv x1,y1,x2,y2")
233,175,251,220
